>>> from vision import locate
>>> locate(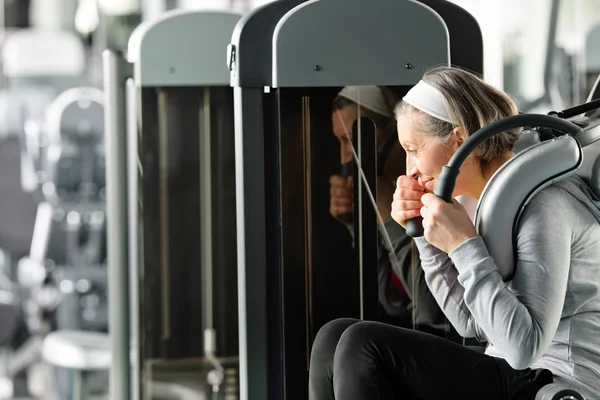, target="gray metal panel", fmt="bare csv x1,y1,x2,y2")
273,0,450,87
229,0,304,87
129,10,241,87
474,136,582,281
